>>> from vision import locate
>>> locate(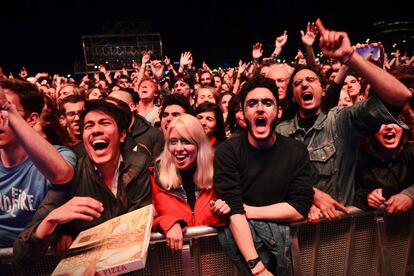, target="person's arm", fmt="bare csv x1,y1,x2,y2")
244,202,303,221
271,30,288,59
300,22,318,70
164,55,178,77
0,86,74,184
34,197,104,239
233,61,247,95
229,214,271,275
214,141,271,275
252,43,263,64
322,64,351,111
136,51,151,88
13,183,75,265
316,19,411,108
